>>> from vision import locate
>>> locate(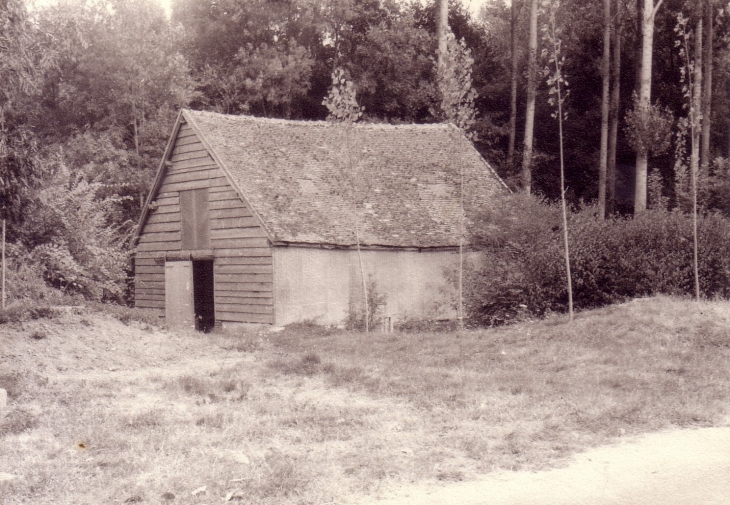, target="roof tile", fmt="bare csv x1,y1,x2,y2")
184,109,507,248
